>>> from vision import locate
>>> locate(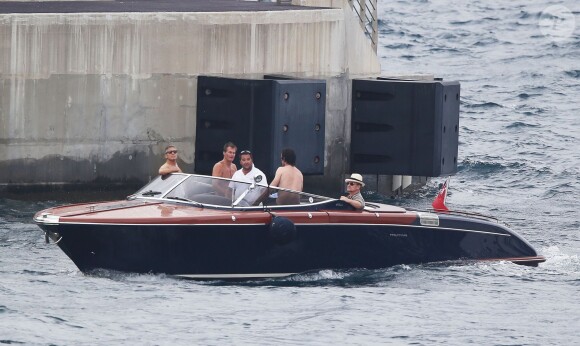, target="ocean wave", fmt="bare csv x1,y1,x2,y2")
564,70,580,78
498,55,544,64
516,92,542,99
449,20,476,25
286,267,413,285
518,10,531,19
84,268,174,284
384,43,414,49
457,158,508,174
288,269,347,282
437,33,458,40
463,101,503,109
542,181,579,199
21,269,54,276
0,339,25,345
473,37,499,46
506,121,540,129
427,47,462,53
215,266,422,287
539,246,580,274
456,158,546,181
